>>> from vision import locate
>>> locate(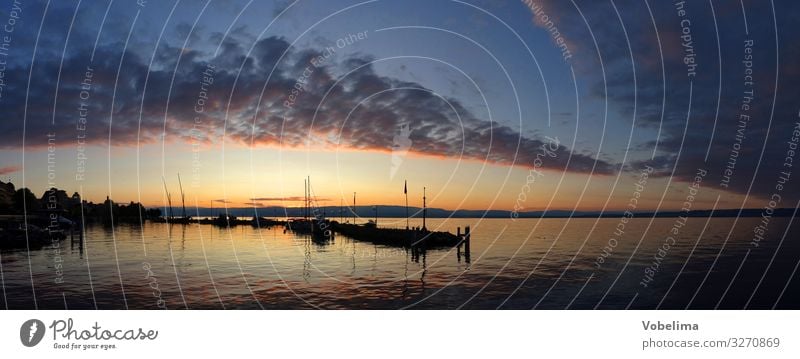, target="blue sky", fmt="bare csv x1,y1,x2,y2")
0,0,797,211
